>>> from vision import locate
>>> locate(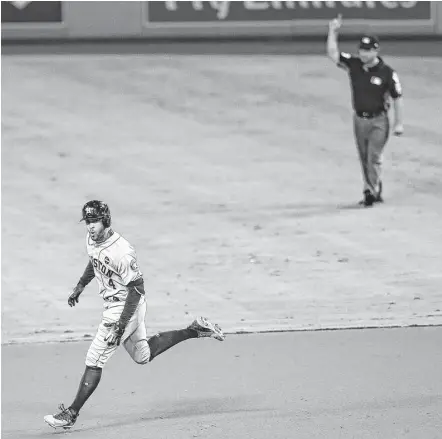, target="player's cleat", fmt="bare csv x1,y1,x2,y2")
44,404,78,430
188,316,225,341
